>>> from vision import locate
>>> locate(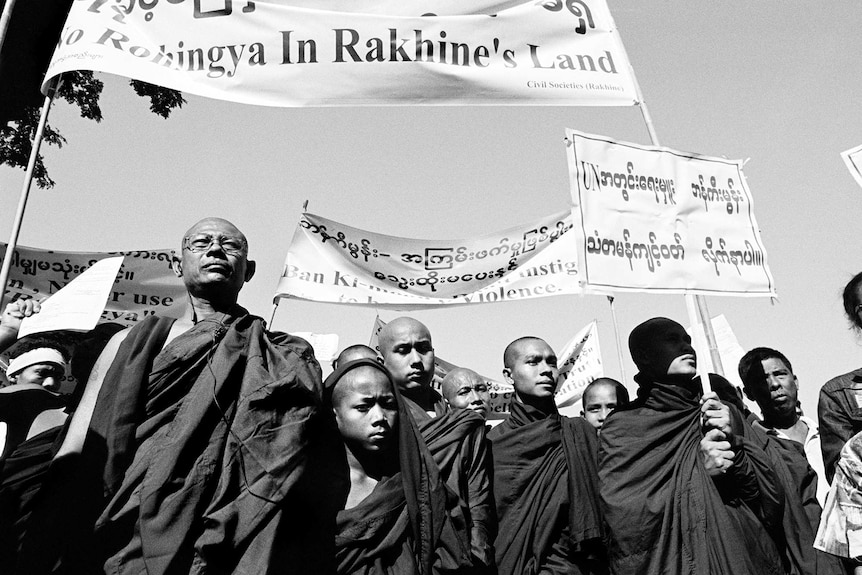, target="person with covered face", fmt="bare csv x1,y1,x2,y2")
379,317,496,570
599,317,786,575
325,357,476,574
489,336,606,574
13,218,338,575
